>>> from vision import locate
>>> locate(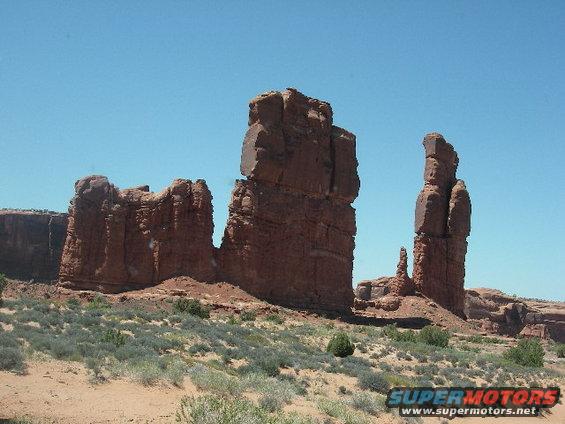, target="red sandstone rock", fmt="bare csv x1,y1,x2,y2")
219,88,359,312
465,288,565,342
0,209,68,281
59,176,215,292
354,247,415,301
412,133,471,317
519,324,549,339
389,247,415,296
